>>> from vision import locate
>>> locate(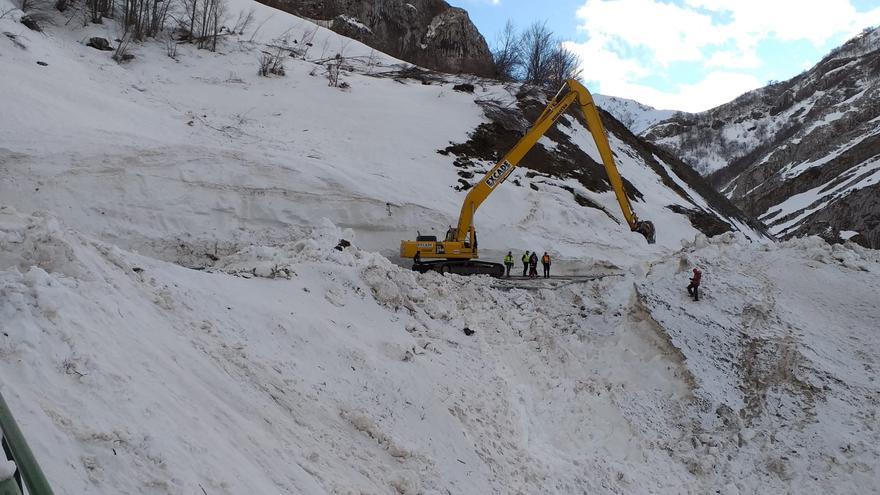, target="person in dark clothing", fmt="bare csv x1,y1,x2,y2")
504,251,514,277
541,252,551,278
528,251,539,278
521,251,530,277
687,267,702,301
